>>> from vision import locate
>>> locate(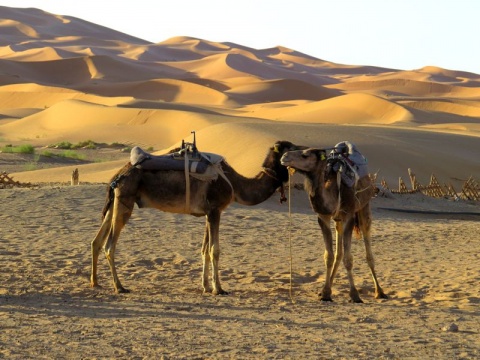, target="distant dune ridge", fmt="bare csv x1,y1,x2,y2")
0,5,479,184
